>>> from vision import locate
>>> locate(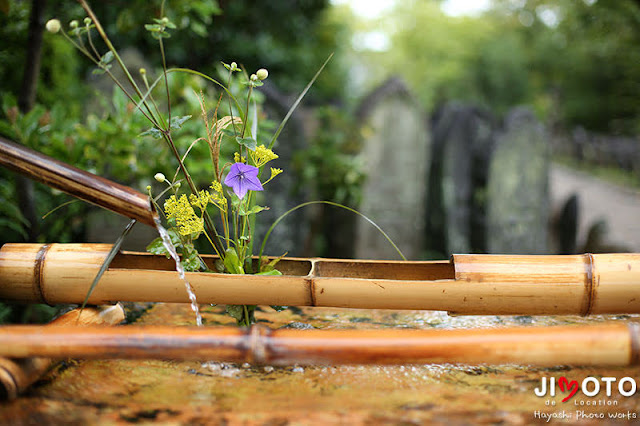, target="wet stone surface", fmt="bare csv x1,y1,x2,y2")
2,303,640,425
